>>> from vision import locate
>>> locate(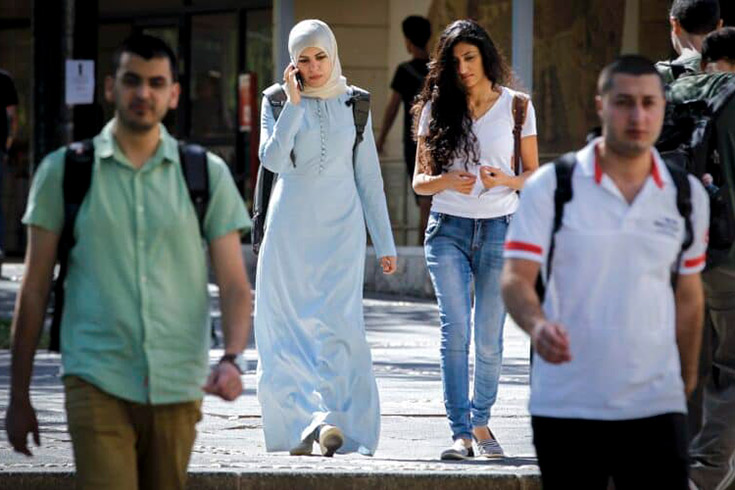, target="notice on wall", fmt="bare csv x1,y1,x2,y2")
65,60,95,105
239,73,254,132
